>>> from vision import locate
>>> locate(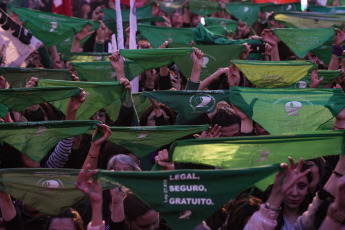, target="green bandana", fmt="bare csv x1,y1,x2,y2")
71,61,143,82
0,168,115,215
309,6,345,13
204,17,238,34
141,90,231,120
0,87,80,111
12,7,100,47
97,165,279,229
0,67,71,88
168,44,244,80
97,125,209,158
61,52,110,62
0,120,99,162
187,0,223,16
157,1,183,16
274,28,335,58
274,12,345,28
120,48,193,70
137,25,194,48
261,3,302,12
37,79,128,120
225,3,272,27
0,103,8,118
287,70,341,89
233,60,317,88
230,87,345,134
171,131,345,169
133,92,151,118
